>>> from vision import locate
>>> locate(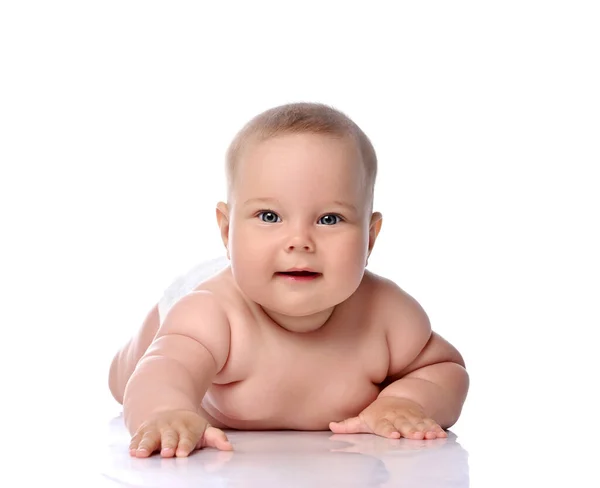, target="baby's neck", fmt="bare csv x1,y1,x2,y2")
261,305,336,334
